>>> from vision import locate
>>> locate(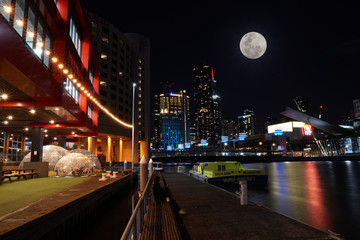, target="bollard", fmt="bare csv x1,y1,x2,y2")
111,171,118,178
239,180,248,205
149,158,153,176
99,173,107,181
140,155,148,192
124,160,128,170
